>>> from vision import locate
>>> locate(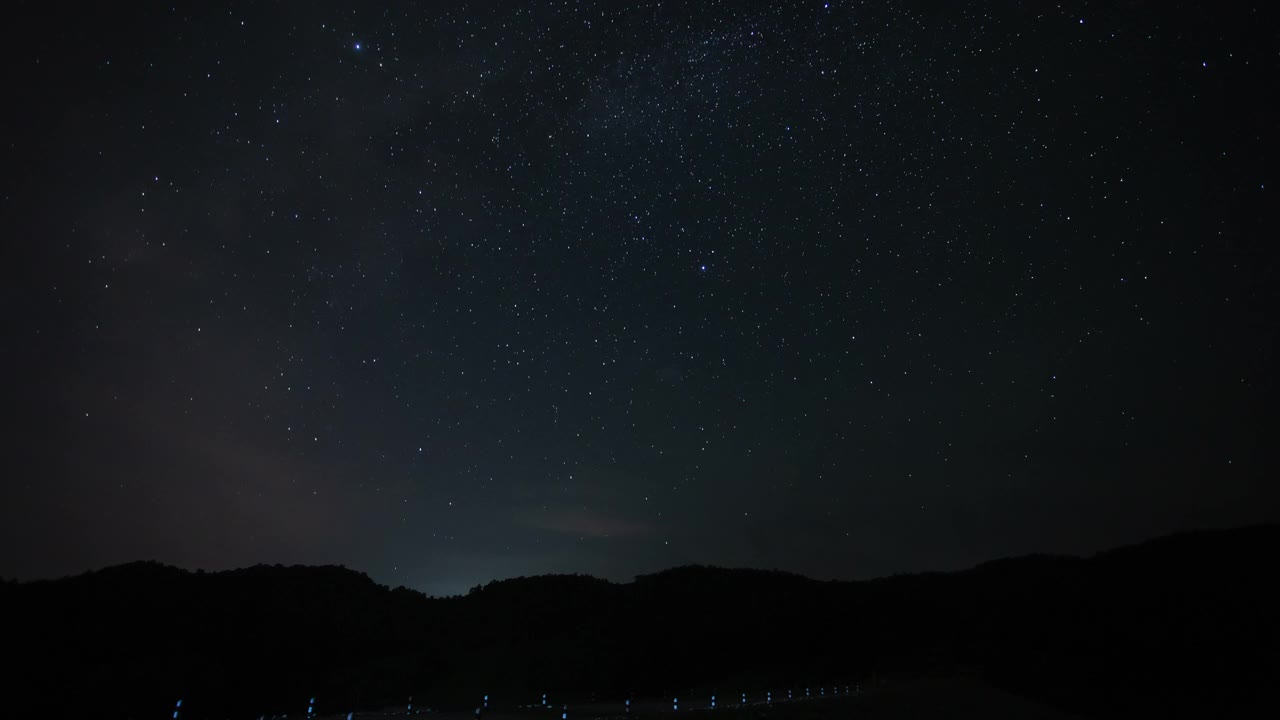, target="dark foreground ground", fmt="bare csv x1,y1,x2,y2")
11,525,1276,717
